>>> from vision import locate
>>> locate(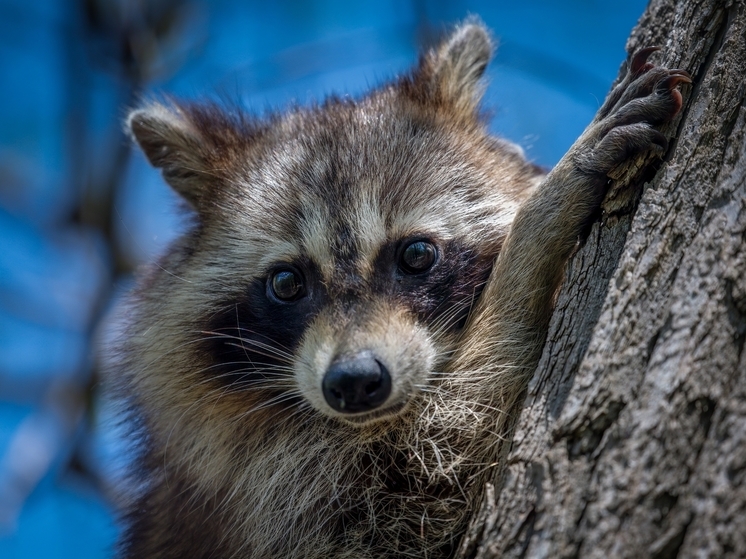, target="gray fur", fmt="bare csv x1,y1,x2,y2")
110,22,688,559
